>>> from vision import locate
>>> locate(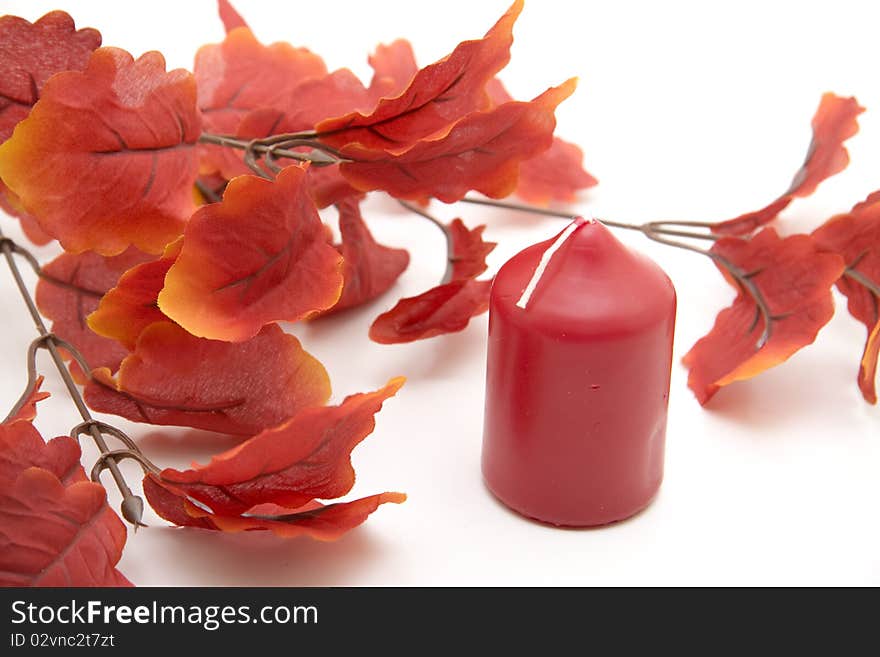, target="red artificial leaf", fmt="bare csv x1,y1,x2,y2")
307,164,364,209
0,468,130,586
713,93,864,236
5,375,50,424
35,248,155,375
0,11,100,142
367,39,418,101
84,321,331,436
154,377,403,514
158,165,343,341
324,199,409,313
683,229,845,404
337,80,576,203
88,240,181,350
448,218,497,280
812,193,880,403
195,26,326,177
370,278,492,344
0,180,53,245
143,475,404,541
315,0,522,150
486,77,597,204
217,0,249,33
0,48,201,255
